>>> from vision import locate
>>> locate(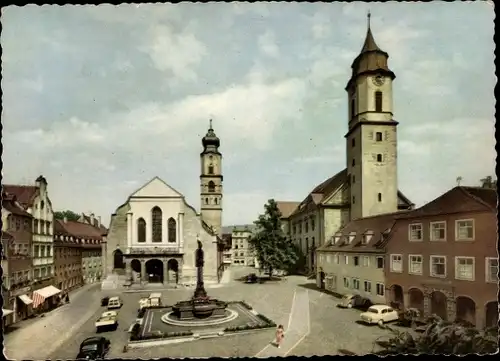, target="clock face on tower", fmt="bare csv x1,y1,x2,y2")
372,75,385,86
